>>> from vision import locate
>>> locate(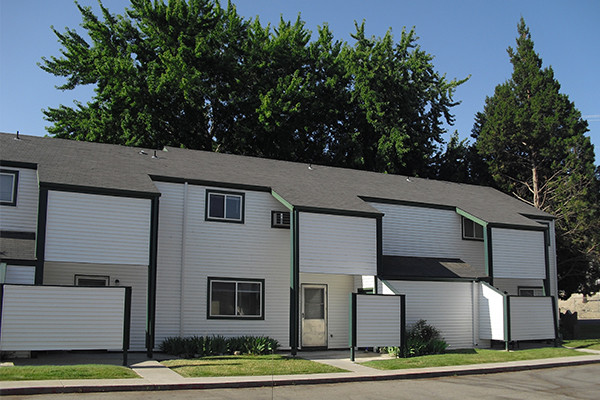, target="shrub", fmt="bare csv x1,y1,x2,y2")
384,320,448,358
159,335,279,357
